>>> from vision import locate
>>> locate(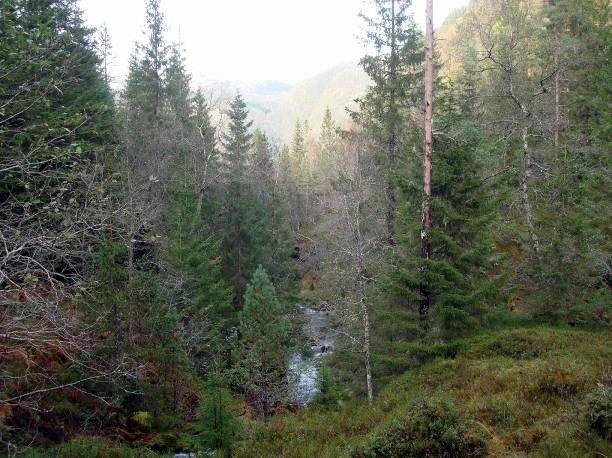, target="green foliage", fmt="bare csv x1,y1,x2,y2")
22,437,163,458
389,114,507,337
0,0,116,278
353,397,487,458
355,0,424,161
163,186,234,371
132,411,154,431
222,92,253,180
585,385,612,441
164,44,191,121
123,0,168,120
237,326,612,457
312,366,342,408
232,266,290,415
197,378,242,453
534,143,612,317
218,94,296,302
